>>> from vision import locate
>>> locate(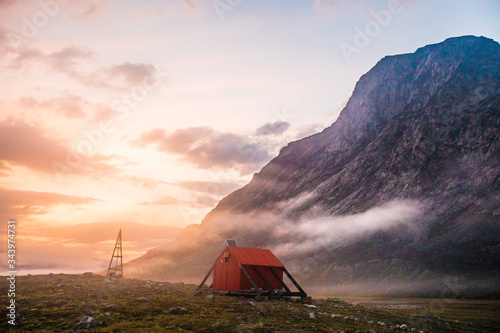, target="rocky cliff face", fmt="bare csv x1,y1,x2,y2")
128,36,500,296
